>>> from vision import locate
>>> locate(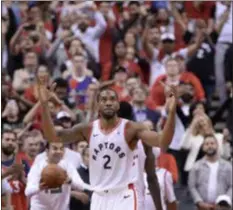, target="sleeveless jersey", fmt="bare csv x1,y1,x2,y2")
144,168,169,210
134,141,146,200
89,118,137,191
